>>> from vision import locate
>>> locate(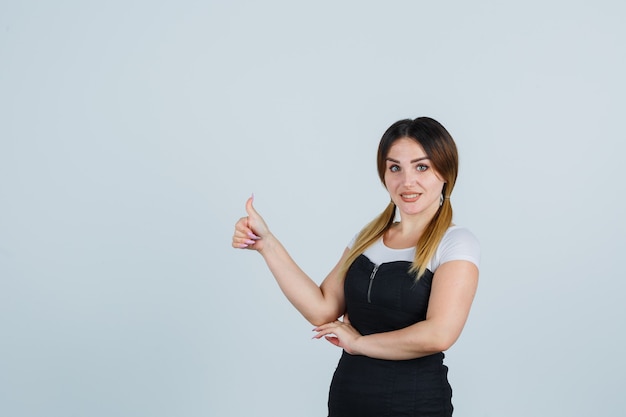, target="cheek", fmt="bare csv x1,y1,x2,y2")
383,175,397,190
423,174,445,192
